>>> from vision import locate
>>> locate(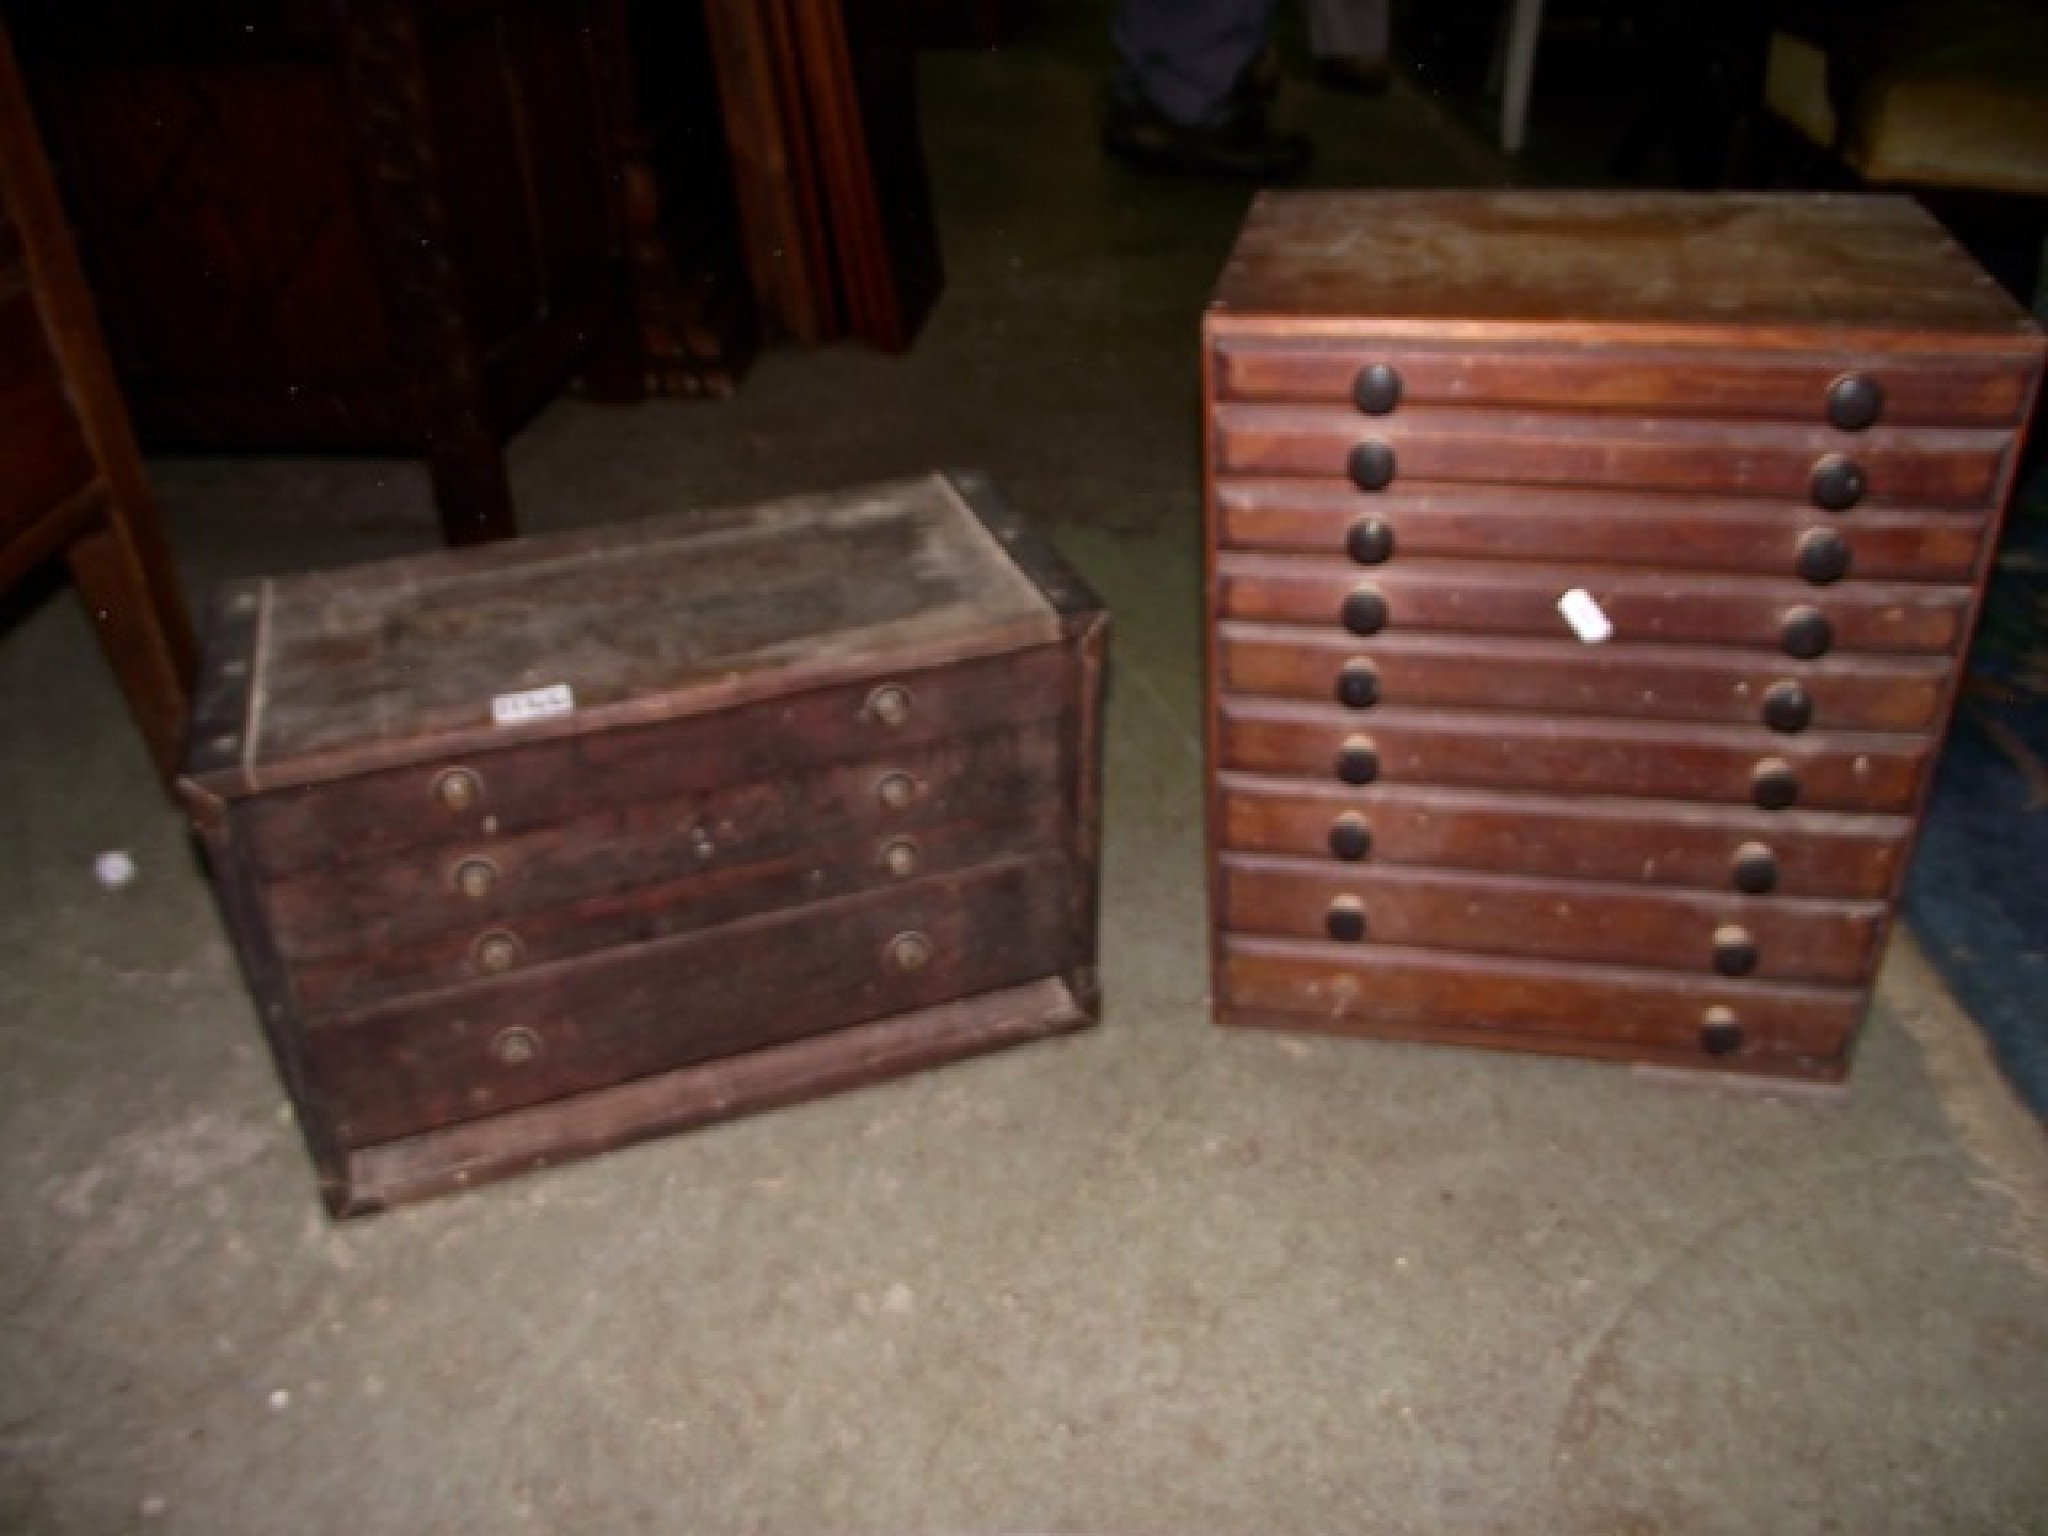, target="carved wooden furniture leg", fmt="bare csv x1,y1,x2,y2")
1,22,196,787
329,0,516,546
